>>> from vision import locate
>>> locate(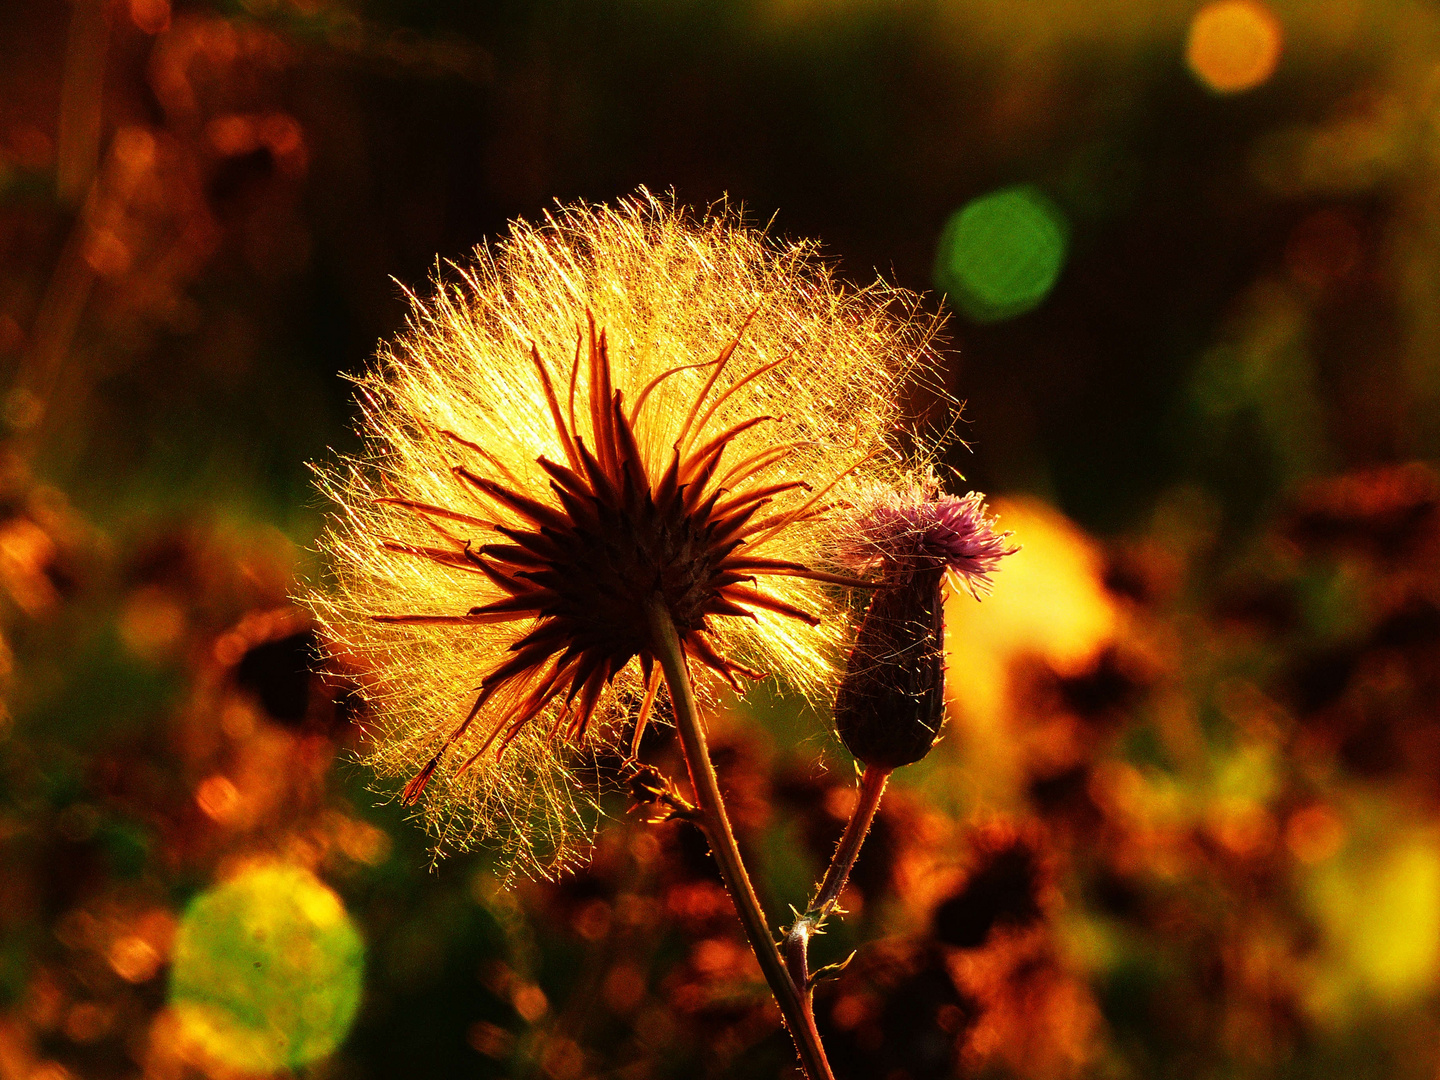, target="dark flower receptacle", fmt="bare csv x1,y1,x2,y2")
834,566,947,768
